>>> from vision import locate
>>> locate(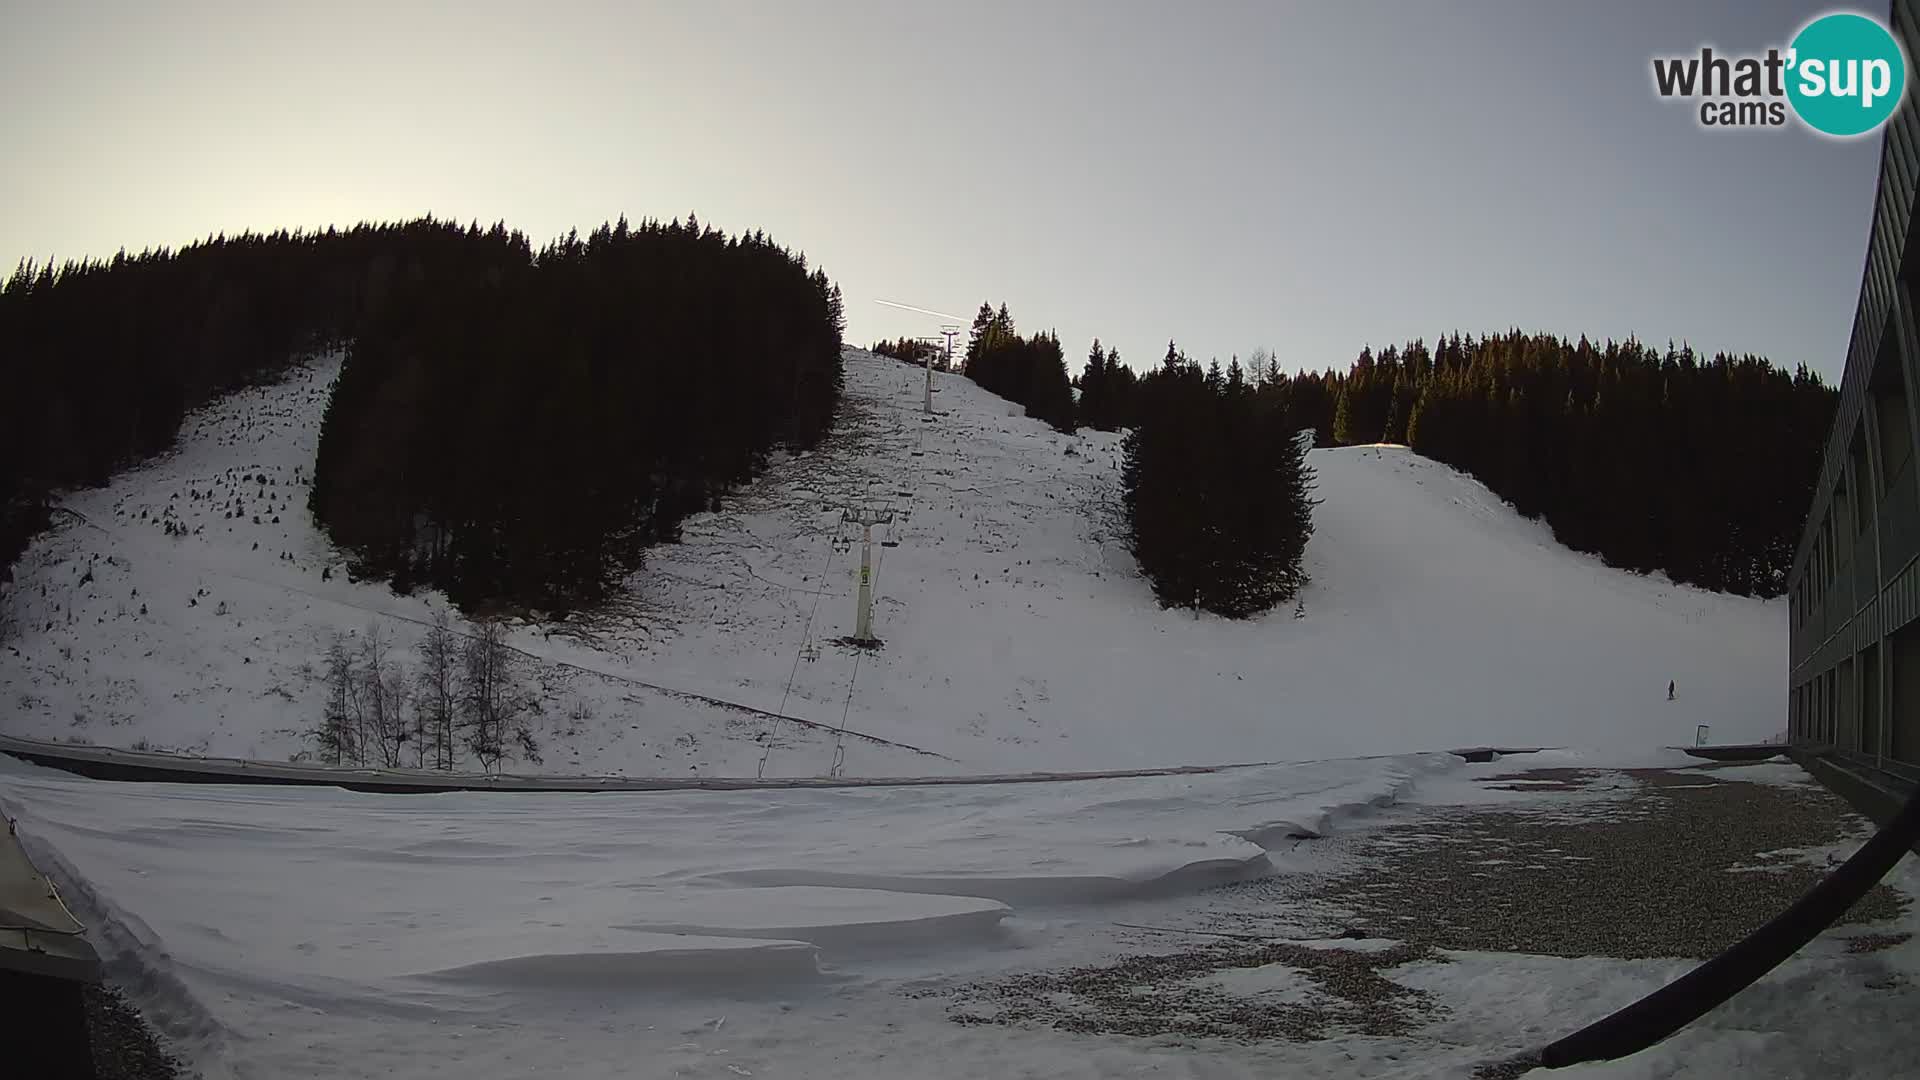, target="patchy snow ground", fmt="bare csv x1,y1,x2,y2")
0,348,1781,778
4,750,1913,1080
0,750,1437,1079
